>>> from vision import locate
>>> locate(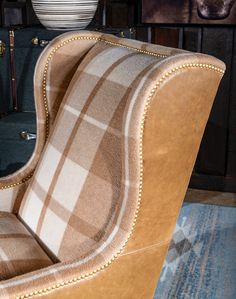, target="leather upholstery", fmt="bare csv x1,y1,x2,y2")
38,54,224,299
0,31,225,298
